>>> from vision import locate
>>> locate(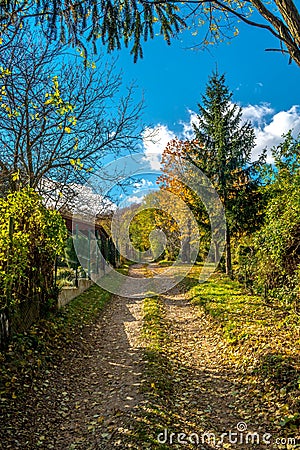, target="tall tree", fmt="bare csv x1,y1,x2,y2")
0,1,299,66
0,32,143,206
191,71,262,277
160,72,263,276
